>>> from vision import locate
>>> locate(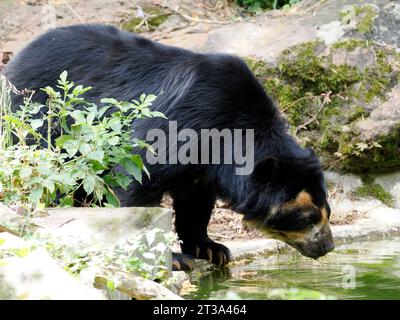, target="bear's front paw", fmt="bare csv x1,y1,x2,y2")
172,252,195,271
182,240,231,267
